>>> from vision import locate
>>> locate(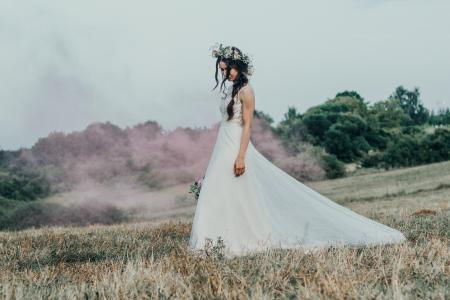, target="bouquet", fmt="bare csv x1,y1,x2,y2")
189,175,205,201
